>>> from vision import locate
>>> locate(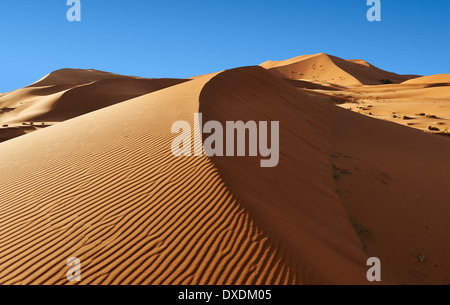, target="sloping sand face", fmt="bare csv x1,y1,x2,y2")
0,70,188,142
200,67,369,284
402,74,450,85
330,106,450,284
331,80,450,134
0,54,449,285
0,73,298,285
27,69,129,88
